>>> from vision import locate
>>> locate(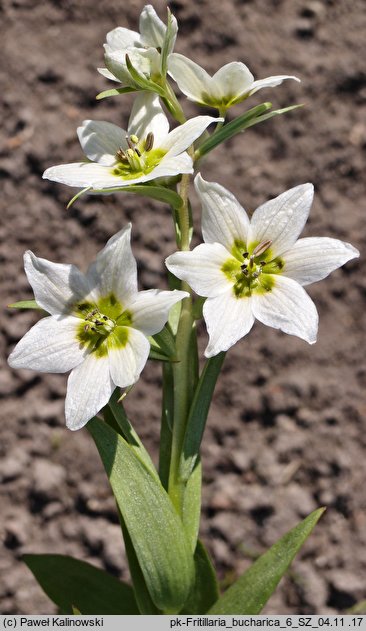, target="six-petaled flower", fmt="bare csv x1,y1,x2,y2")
166,175,359,357
8,225,188,430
